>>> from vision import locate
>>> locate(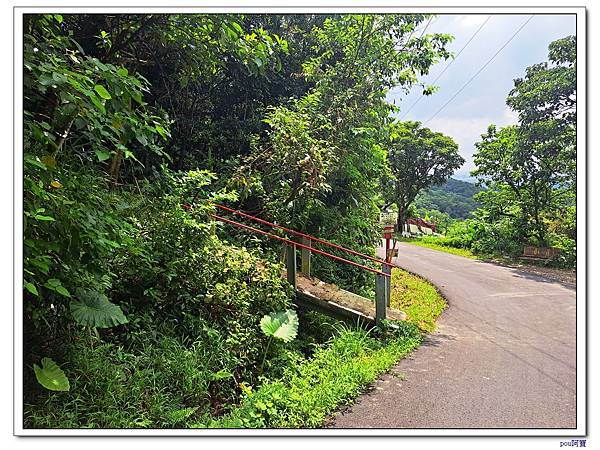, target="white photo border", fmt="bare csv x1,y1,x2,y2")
13,2,587,437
